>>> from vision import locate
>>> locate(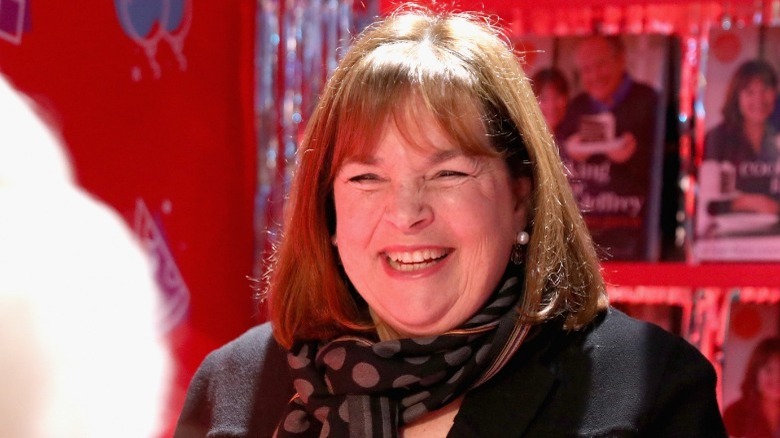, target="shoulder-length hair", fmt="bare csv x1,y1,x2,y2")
740,336,780,400
266,7,607,349
531,67,570,98
722,59,778,129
